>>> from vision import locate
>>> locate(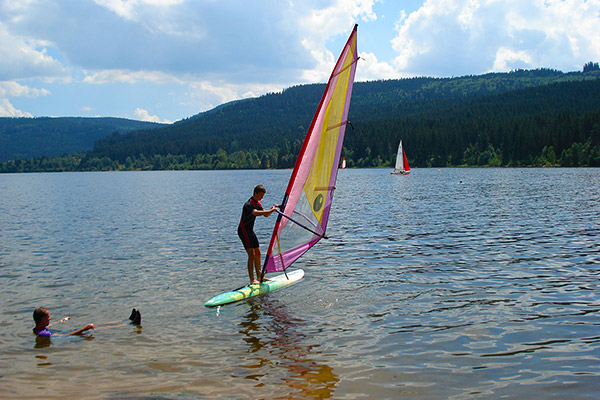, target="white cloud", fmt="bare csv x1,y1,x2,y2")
83,69,185,84
0,81,50,98
0,22,68,80
300,44,336,83
391,0,600,76
493,47,534,71
0,98,33,117
301,0,378,48
357,51,398,80
0,81,49,117
134,107,172,124
93,0,185,22
299,0,380,82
